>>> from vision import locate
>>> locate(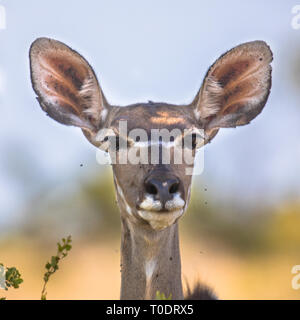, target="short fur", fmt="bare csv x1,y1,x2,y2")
29,38,273,300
